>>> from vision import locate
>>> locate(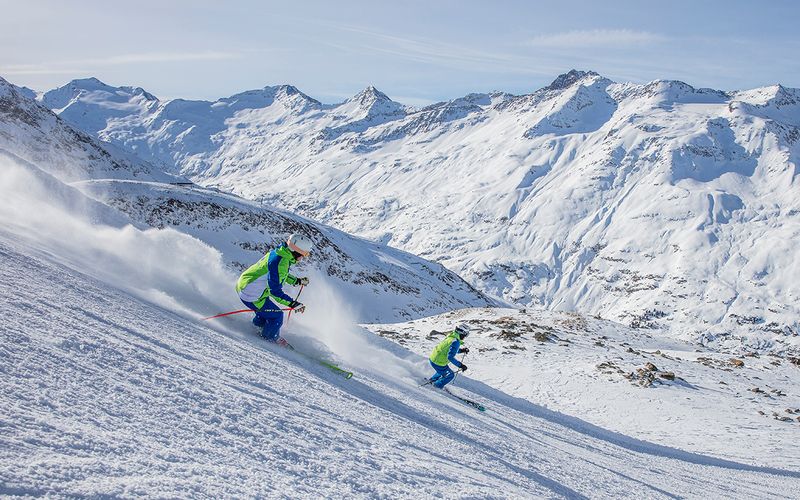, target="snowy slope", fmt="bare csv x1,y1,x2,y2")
76,179,495,322
0,149,135,230
37,71,800,354
366,308,800,471
2,153,799,498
